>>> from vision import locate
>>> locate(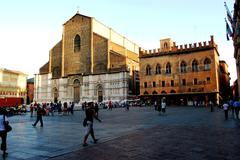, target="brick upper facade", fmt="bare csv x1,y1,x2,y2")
40,13,139,78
